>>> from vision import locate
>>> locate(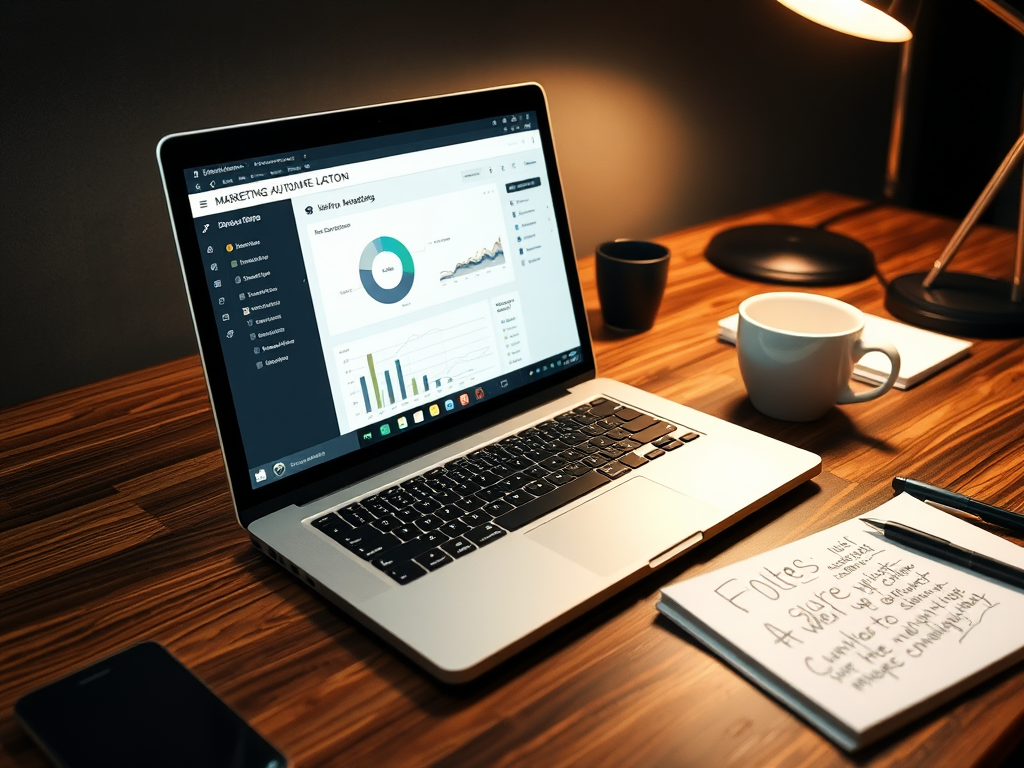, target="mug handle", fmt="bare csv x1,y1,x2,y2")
837,339,901,404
